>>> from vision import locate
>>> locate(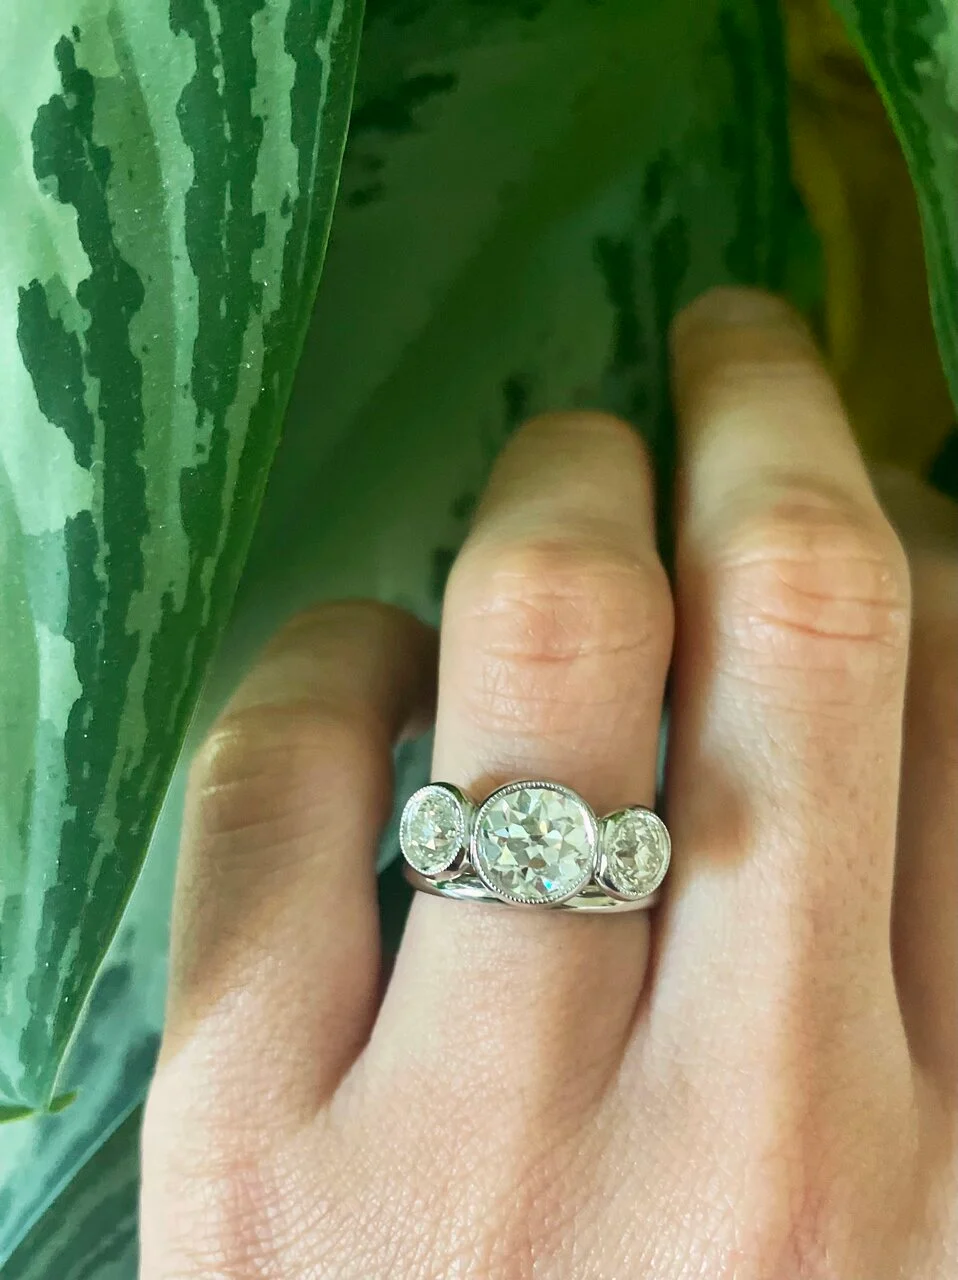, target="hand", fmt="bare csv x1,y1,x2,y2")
141,289,958,1279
